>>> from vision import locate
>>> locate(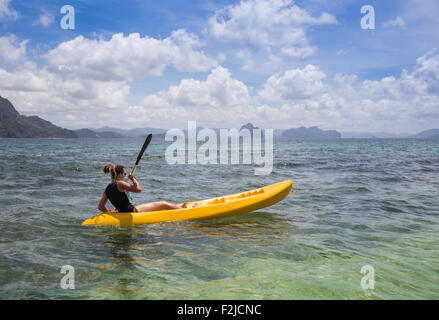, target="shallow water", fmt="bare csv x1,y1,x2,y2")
0,138,438,299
